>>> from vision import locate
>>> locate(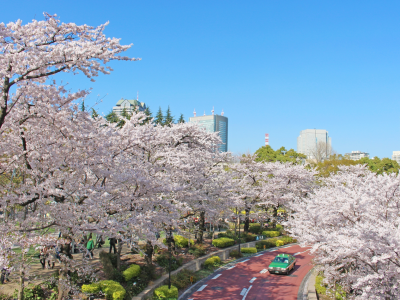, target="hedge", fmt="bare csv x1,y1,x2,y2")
241,247,257,254
163,235,194,248
229,249,242,258
276,240,285,247
212,237,235,248
262,231,280,238
204,256,221,267
123,264,140,281
249,223,261,234
82,280,126,300
256,238,279,250
154,285,178,299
